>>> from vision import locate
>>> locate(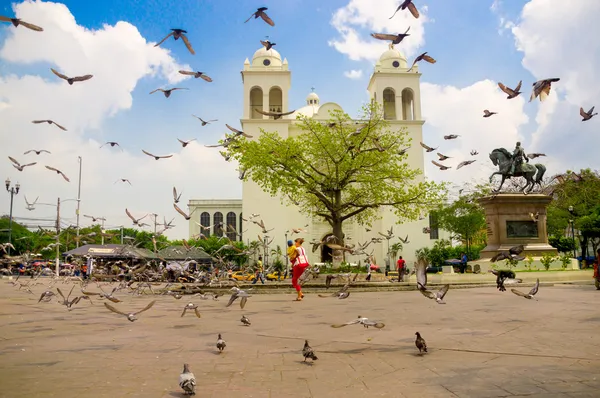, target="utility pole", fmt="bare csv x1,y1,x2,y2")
151,213,159,234
100,218,106,245
55,197,61,276
75,156,82,247
120,226,124,244
4,178,20,256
